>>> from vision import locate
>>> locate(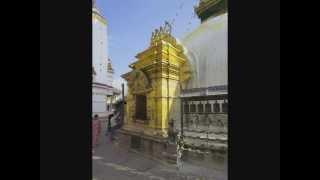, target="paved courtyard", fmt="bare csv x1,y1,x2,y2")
92,121,225,180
